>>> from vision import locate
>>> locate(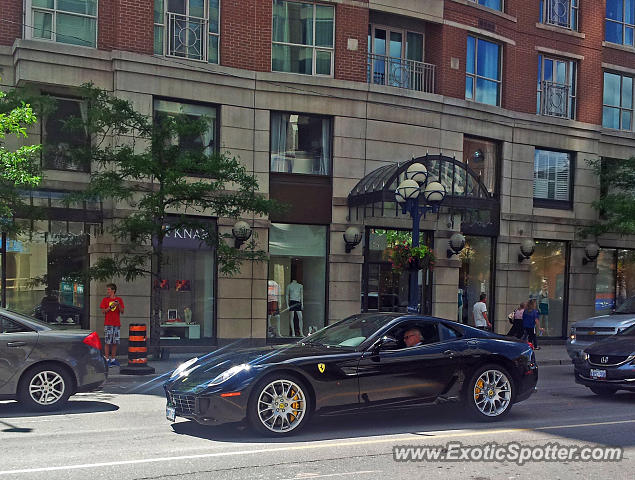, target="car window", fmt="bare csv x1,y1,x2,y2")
304,314,395,348
439,323,462,341
0,316,33,334
389,322,441,348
